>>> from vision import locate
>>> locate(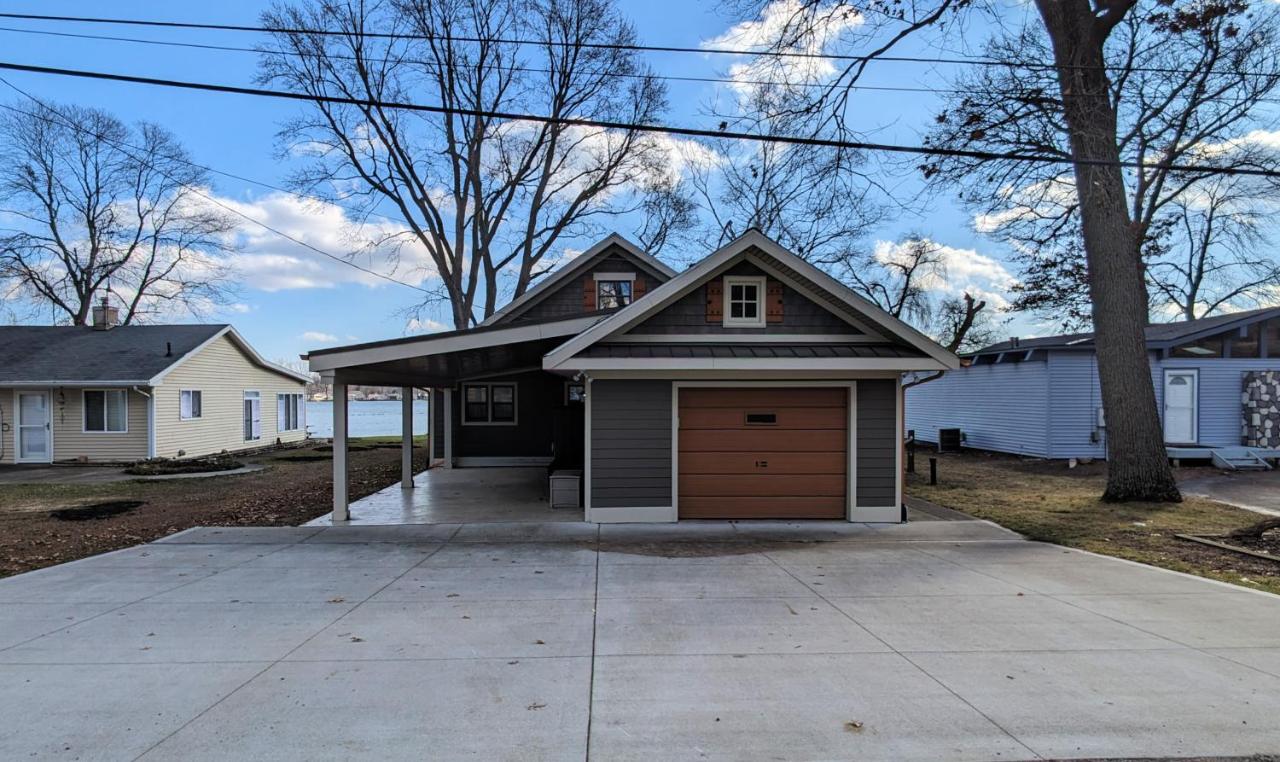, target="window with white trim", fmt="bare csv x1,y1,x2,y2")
243,391,261,441
462,383,517,424
596,280,632,309
180,390,202,420
723,275,766,327
277,393,303,432
84,390,128,433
